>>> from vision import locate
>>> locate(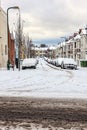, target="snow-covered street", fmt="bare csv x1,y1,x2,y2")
0,58,87,98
